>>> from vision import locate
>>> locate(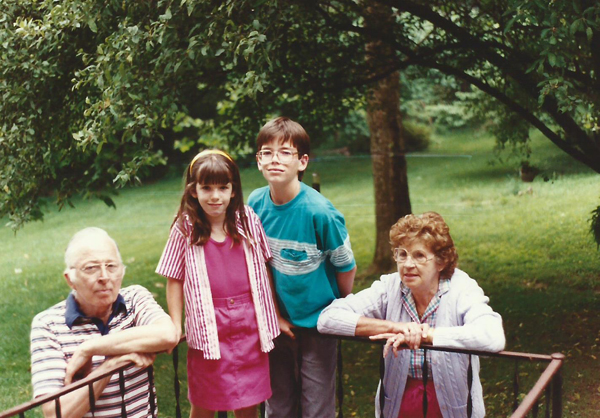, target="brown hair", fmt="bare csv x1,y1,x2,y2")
256,116,310,181
175,150,250,246
389,212,458,279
